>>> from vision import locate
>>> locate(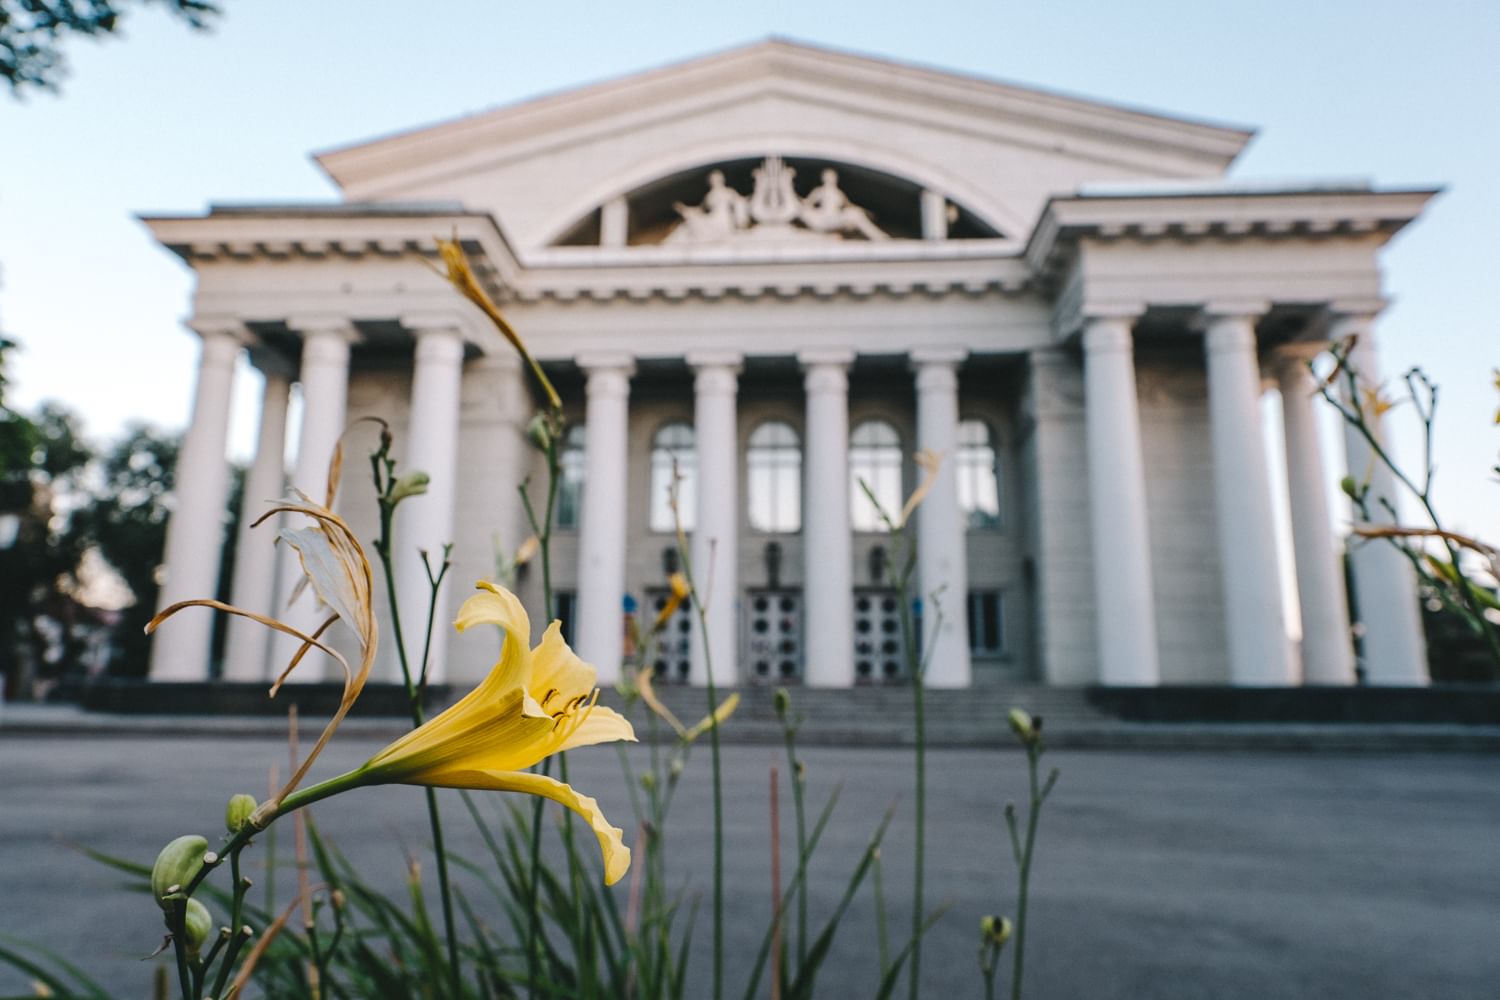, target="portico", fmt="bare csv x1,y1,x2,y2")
141,40,1436,690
